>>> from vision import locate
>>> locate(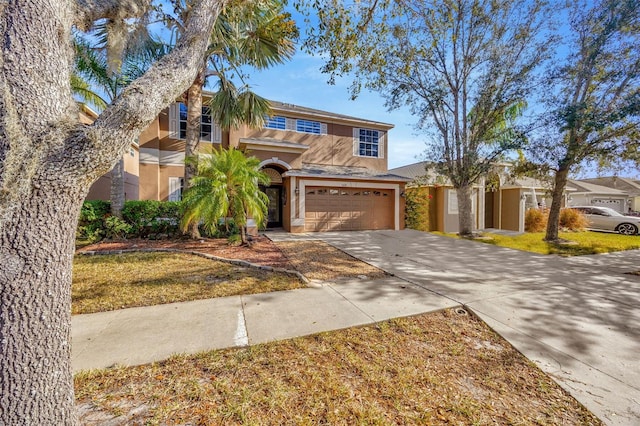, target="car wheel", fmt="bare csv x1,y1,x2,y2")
616,223,638,235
